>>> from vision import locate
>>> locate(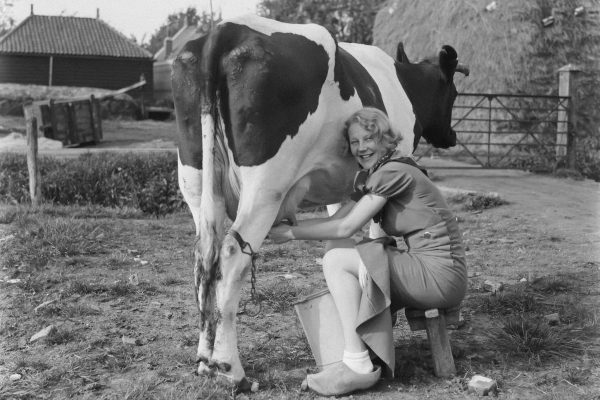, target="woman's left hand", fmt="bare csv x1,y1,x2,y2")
269,224,294,244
